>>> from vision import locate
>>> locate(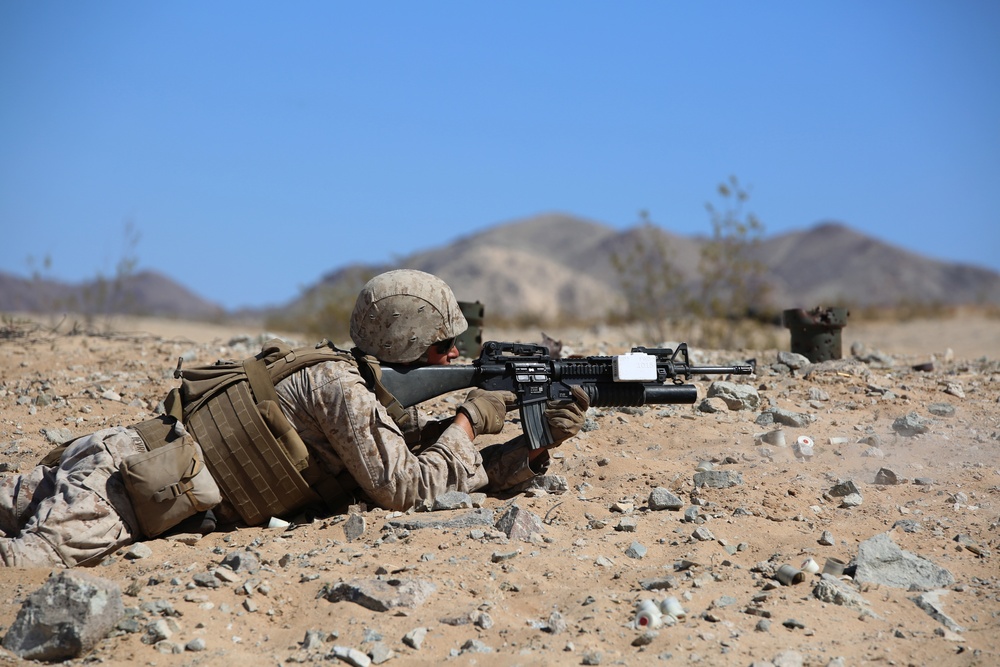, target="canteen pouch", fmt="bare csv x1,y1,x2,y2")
120,423,222,538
